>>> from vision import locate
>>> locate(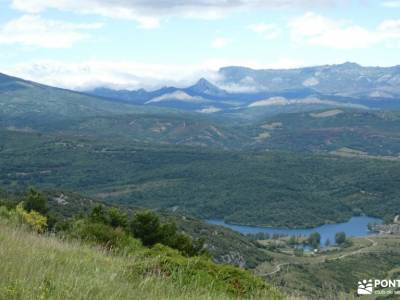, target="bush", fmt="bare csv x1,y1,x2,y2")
0,198,16,210
128,244,283,299
88,205,108,224
130,211,204,256
23,189,48,216
130,211,163,246
70,219,141,251
89,205,129,229
335,232,346,245
308,232,321,249
16,203,47,233
108,207,129,229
